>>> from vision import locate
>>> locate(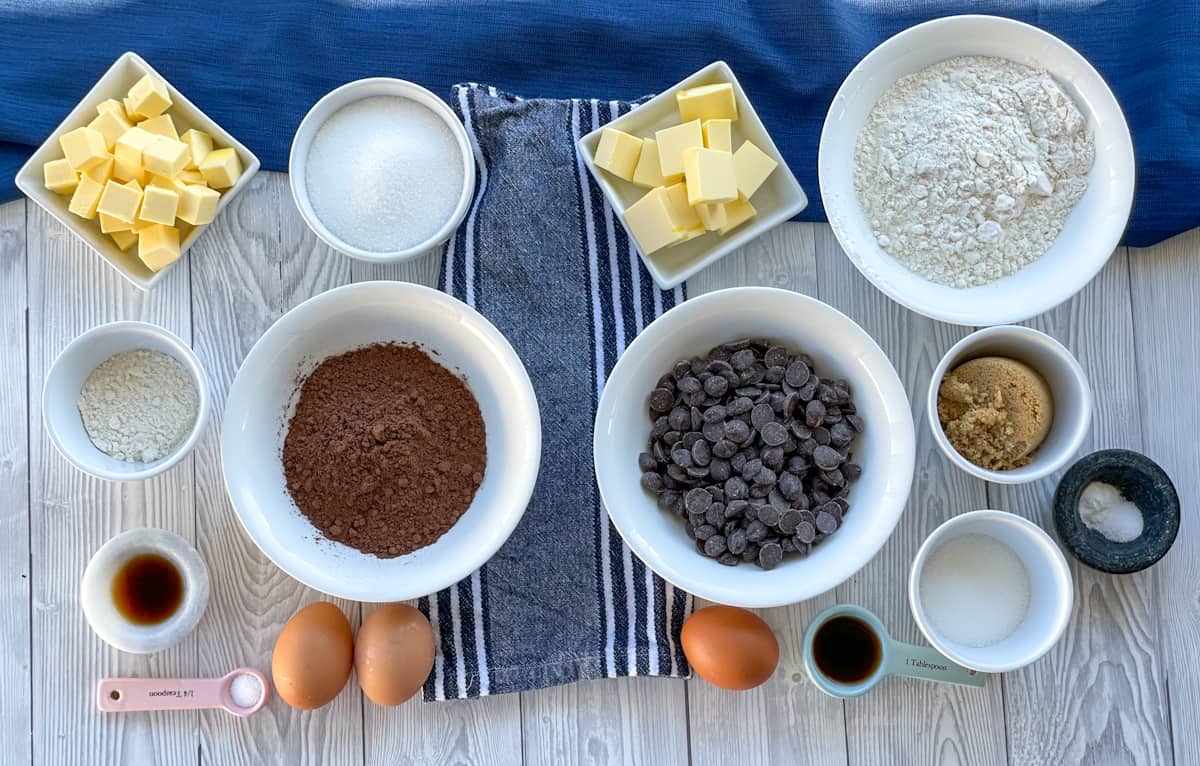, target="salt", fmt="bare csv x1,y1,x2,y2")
1078,481,1144,543
229,673,263,709
919,533,1031,648
306,95,465,253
